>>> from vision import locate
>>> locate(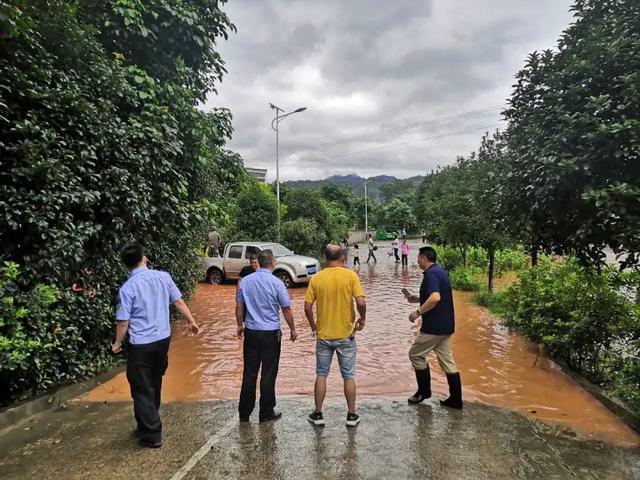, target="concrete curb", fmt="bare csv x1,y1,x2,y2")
0,365,125,434
555,360,640,434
